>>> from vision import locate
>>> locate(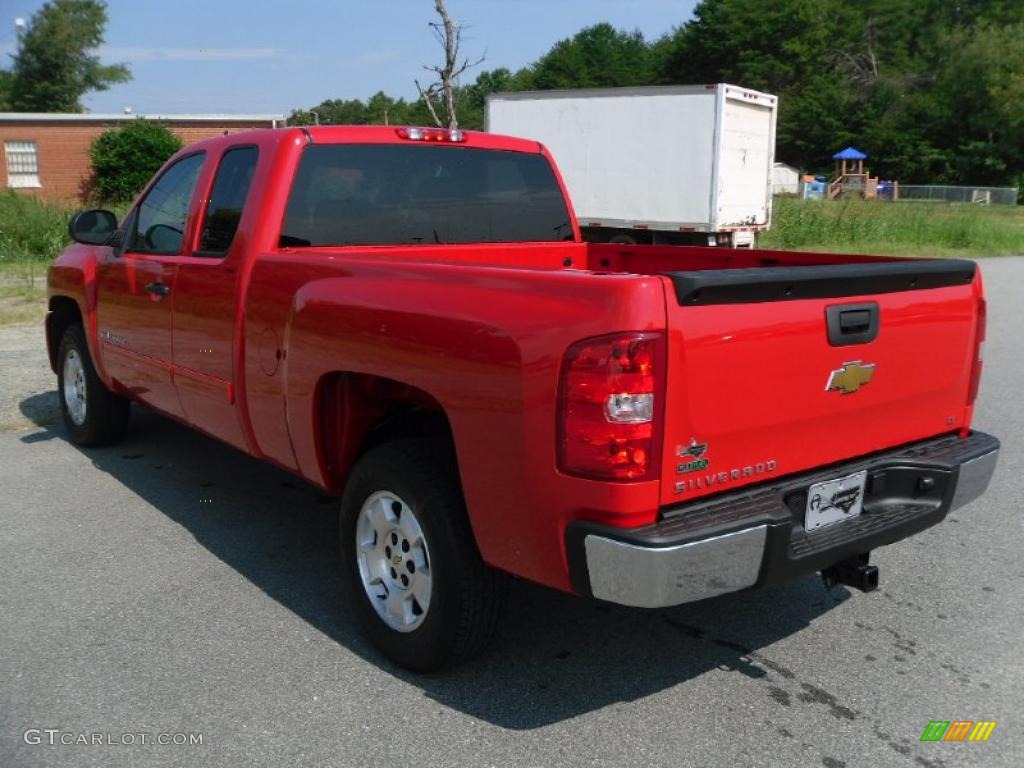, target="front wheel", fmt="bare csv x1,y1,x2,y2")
57,323,130,446
340,439,508,671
